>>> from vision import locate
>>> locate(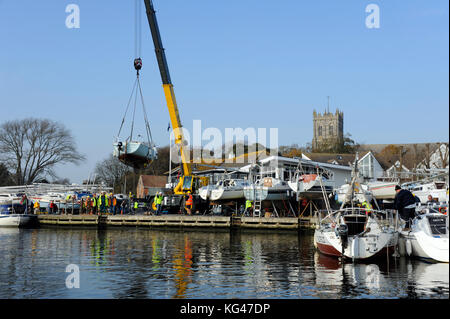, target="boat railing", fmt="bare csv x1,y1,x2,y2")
317,207,398,228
